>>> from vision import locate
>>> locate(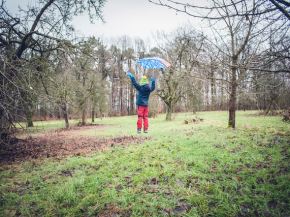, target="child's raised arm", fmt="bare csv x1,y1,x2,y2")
127,71,141,91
